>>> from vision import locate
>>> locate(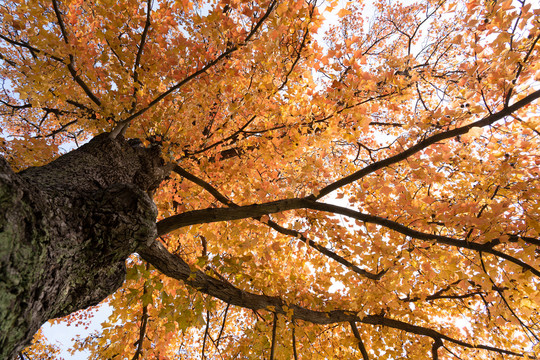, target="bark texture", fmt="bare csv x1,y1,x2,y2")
0,133,170,359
